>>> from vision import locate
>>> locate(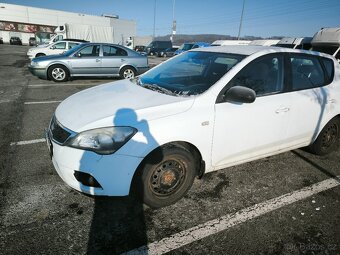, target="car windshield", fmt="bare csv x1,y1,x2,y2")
62,44,85,56
133,51,245,96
